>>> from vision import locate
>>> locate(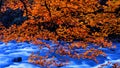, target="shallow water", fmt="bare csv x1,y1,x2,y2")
0,40,120,68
